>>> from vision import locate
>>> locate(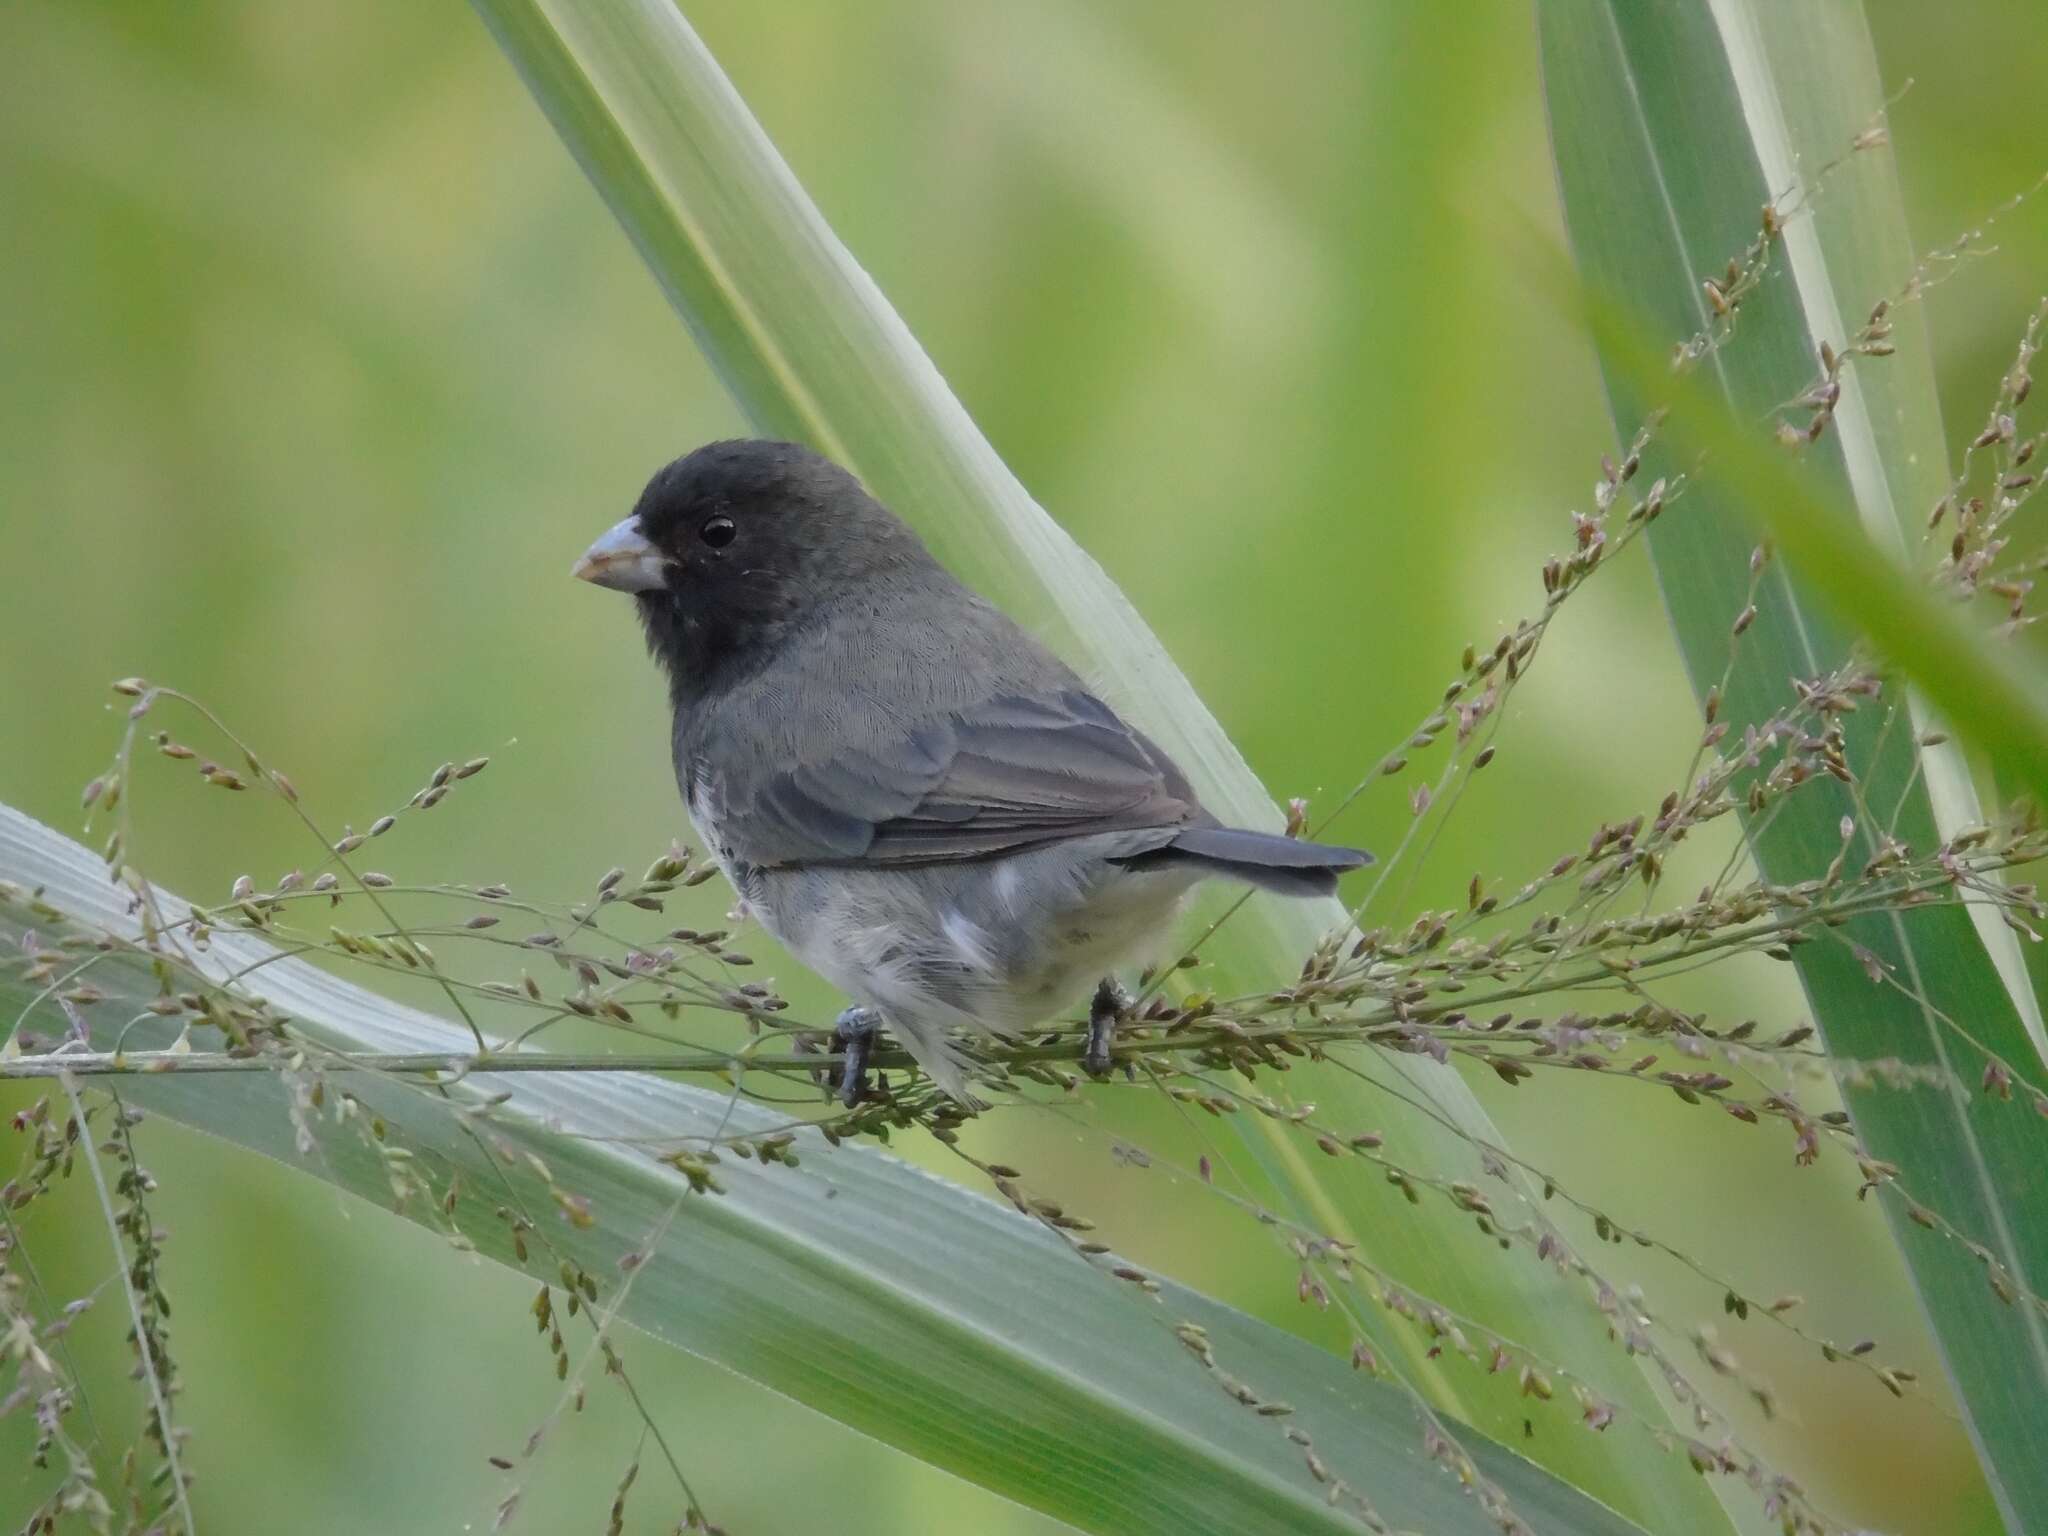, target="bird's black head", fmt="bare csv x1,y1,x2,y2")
575,440,935,702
